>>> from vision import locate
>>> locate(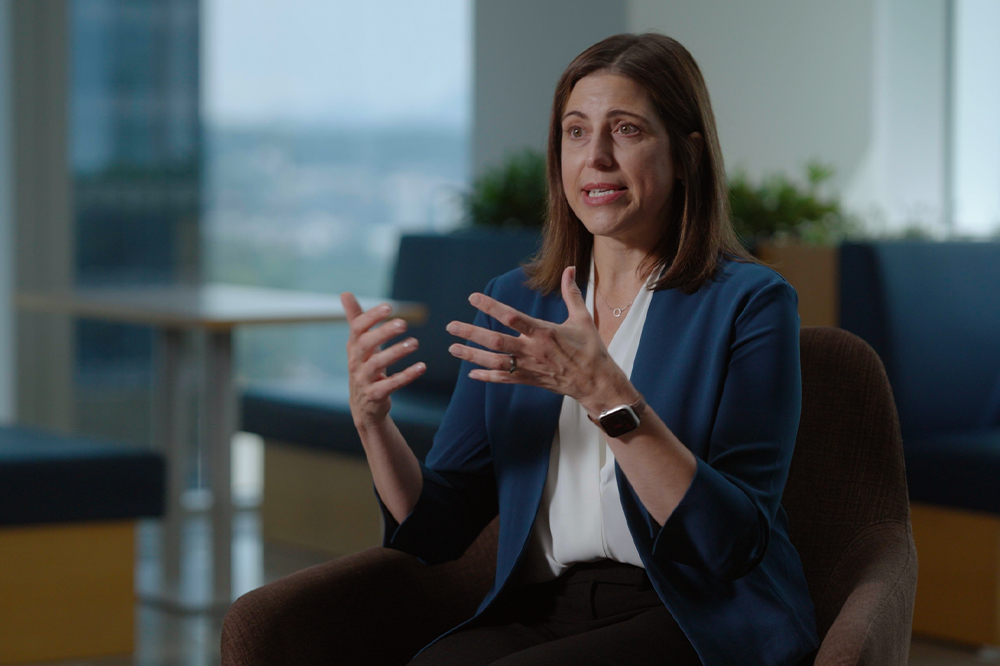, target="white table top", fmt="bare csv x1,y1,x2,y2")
17,283,427,331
